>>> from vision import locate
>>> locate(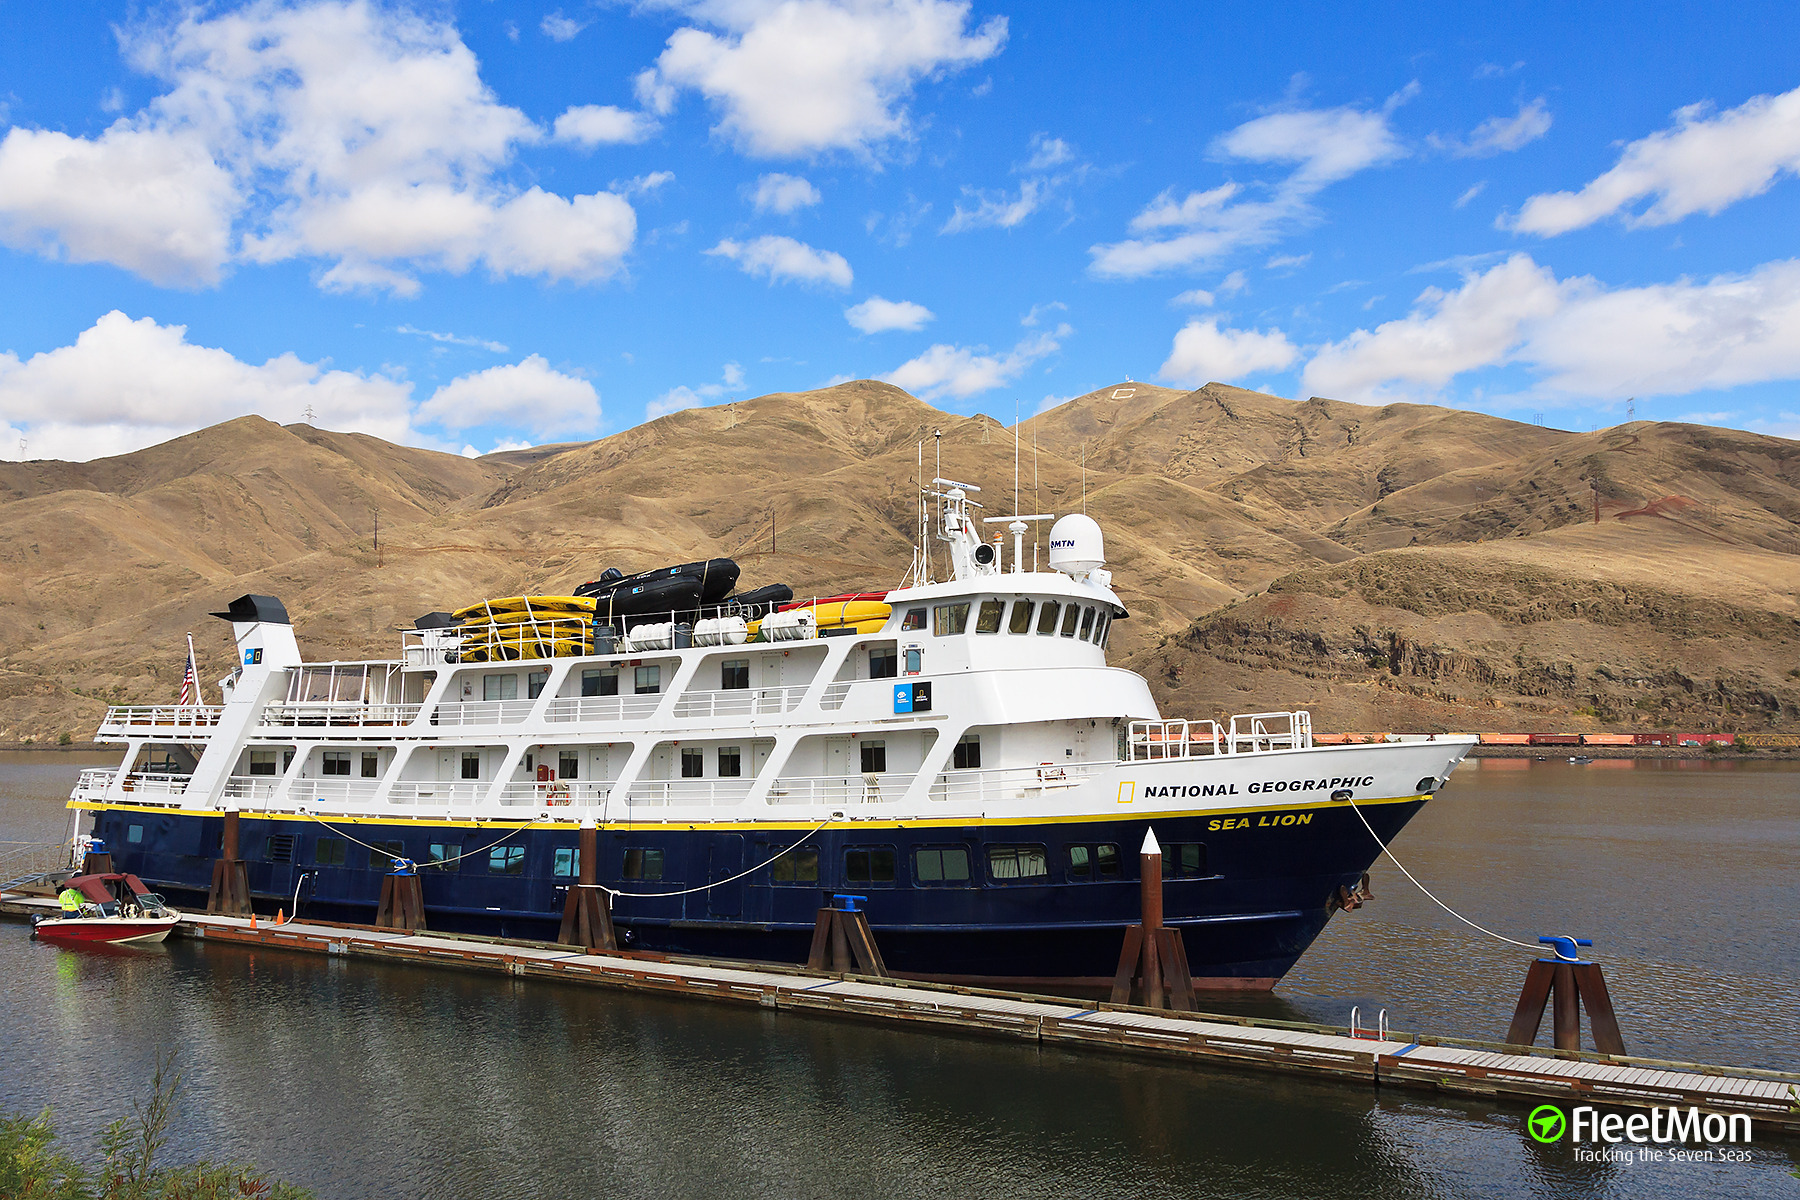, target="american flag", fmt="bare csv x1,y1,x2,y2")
179,635,199,706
